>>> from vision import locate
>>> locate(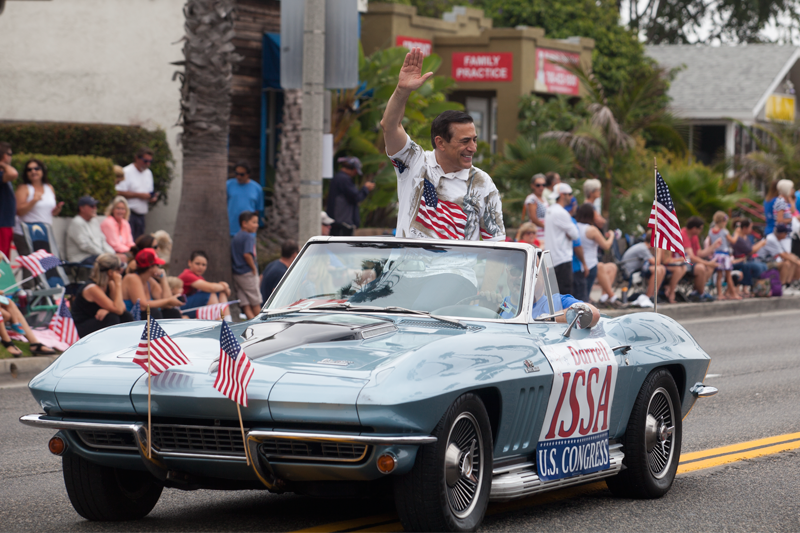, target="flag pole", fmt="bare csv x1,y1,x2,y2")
653,157,659,315
237,404,250,466
3,275,35,293
146,305,153,459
